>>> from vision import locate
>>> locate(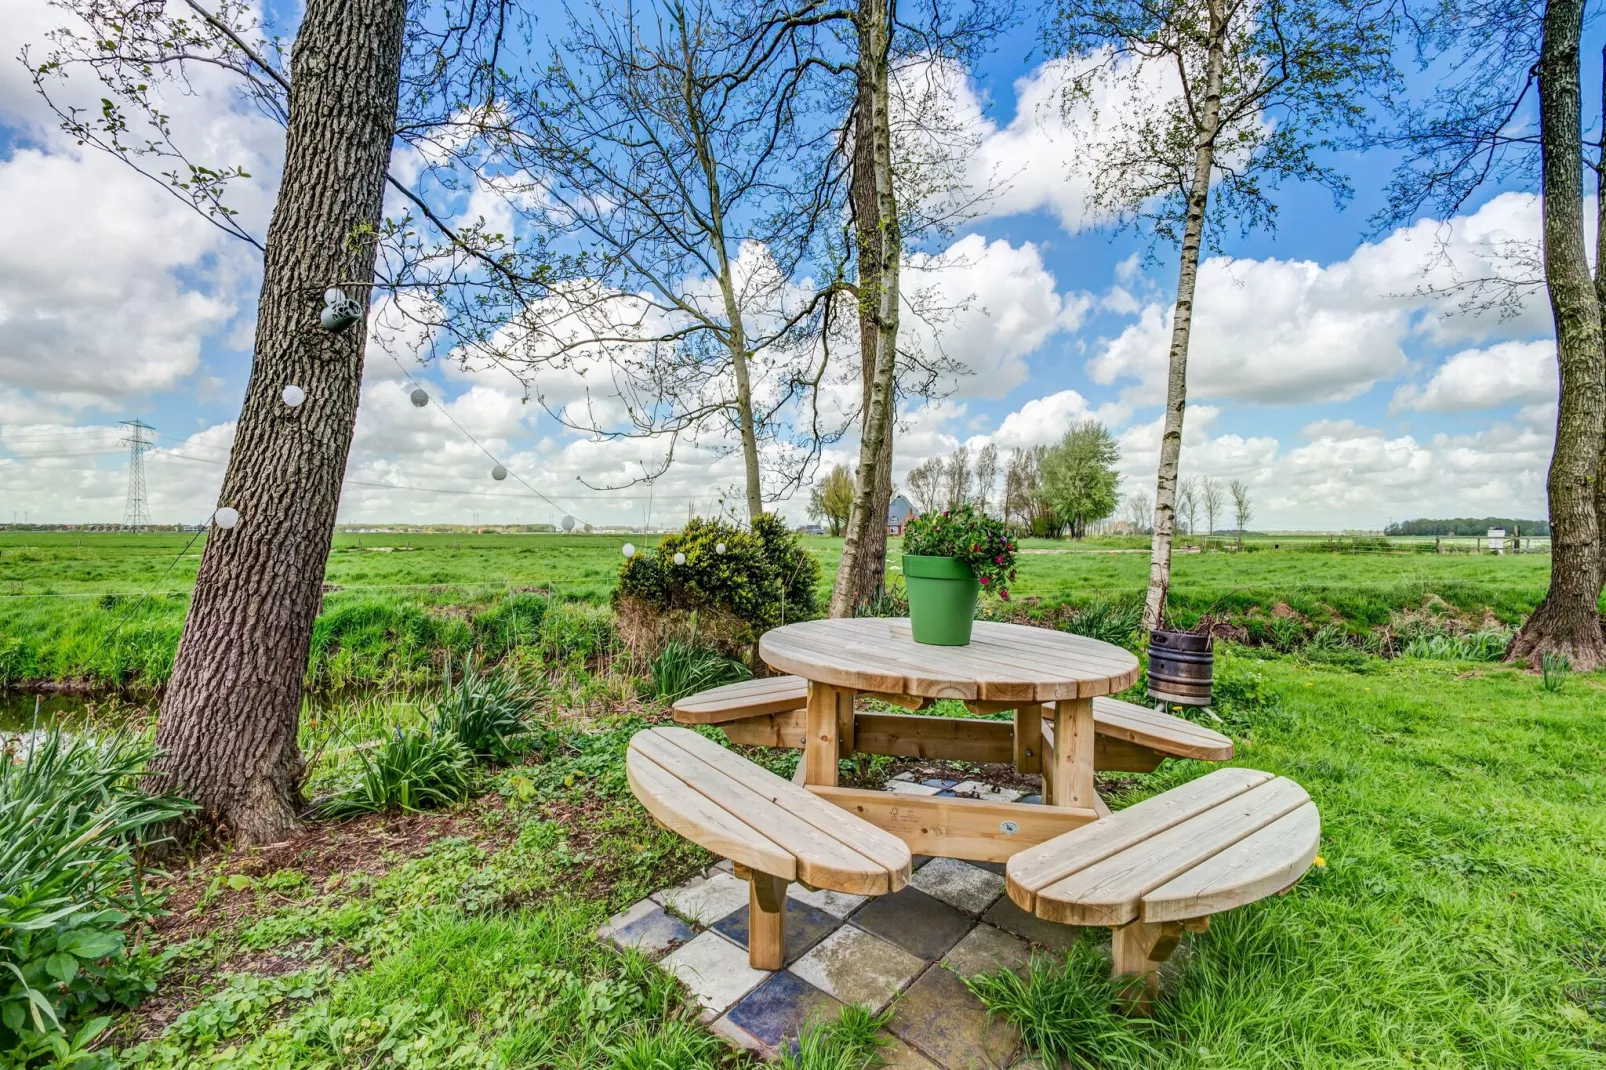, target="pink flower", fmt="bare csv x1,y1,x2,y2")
1000,589,1011,601
979,576,990,585
995,555,1003,564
